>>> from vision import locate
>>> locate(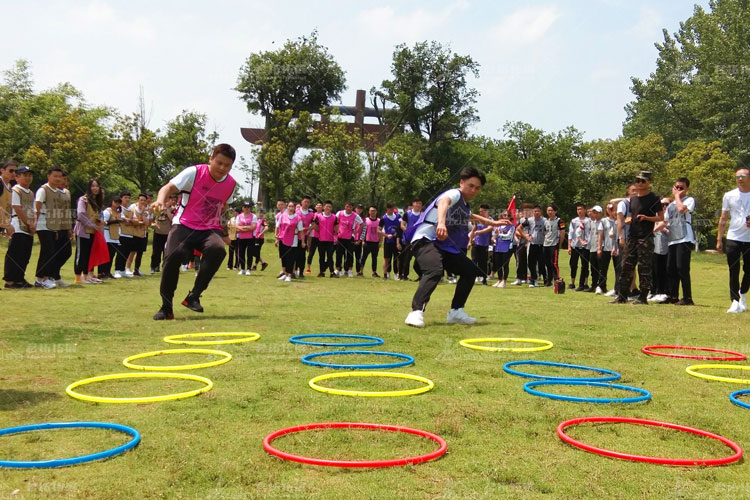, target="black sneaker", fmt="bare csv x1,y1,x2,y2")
317,272,326,278
575,286,586,292
133,269,144,277
153,308,174,320
629,289,641,299
373,272,380,278
181,292,203,313
4,282,22,289
357,272,364,277
676,298,695,306
609,297,628,304
260,262,268,271
632,297,649,305
568,283,576,289
584,286,596,293
330,272,338,278
20,281,33,289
